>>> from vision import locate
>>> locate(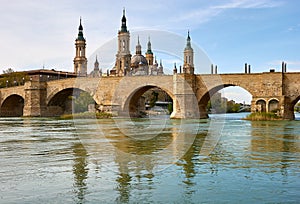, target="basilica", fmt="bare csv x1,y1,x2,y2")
73,9,194,77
